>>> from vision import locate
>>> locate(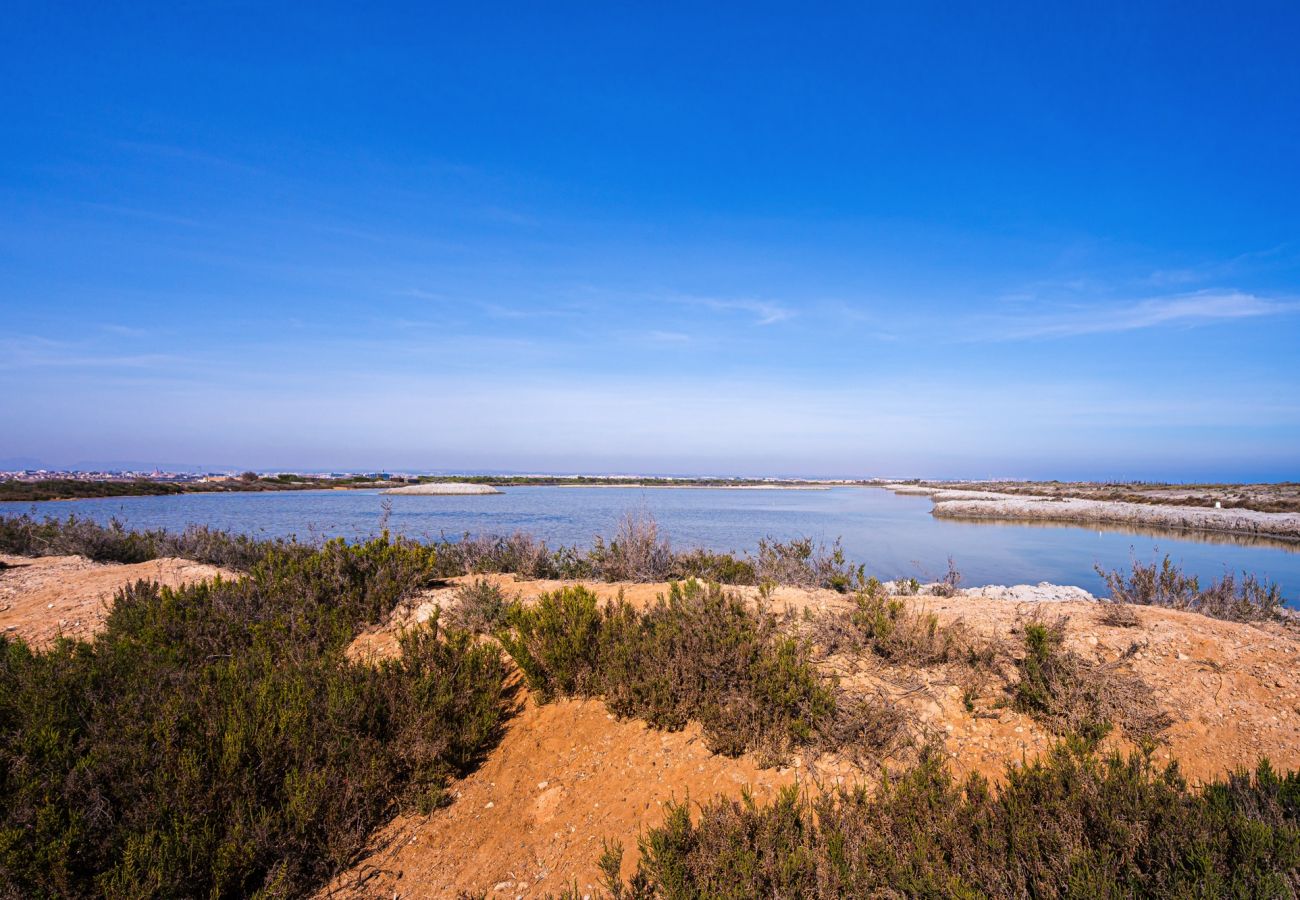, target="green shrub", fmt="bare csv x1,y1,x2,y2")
812,578,983,671
498,585,604,701
497,580,840,763
0,536,506,898
0,514,298,570
605,743,1300,898
671,548,756,585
